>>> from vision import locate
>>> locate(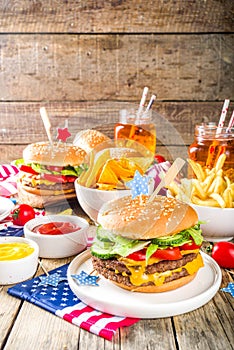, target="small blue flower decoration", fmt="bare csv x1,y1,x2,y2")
38,273,67,287
72,271,99,286
125,170,150,199
221,282,234,297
